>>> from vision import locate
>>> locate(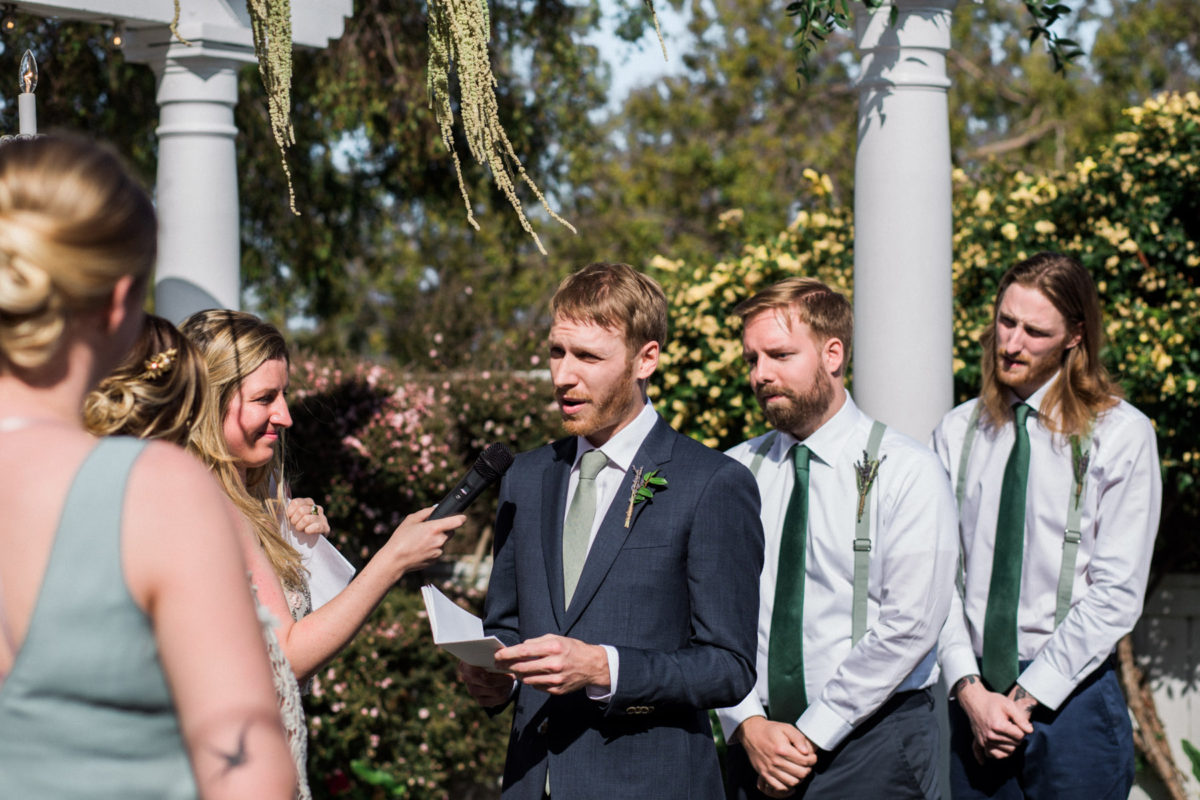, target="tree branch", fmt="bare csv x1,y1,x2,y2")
1117,635,1188,800
967,115,1061,159
947,49,1029,105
